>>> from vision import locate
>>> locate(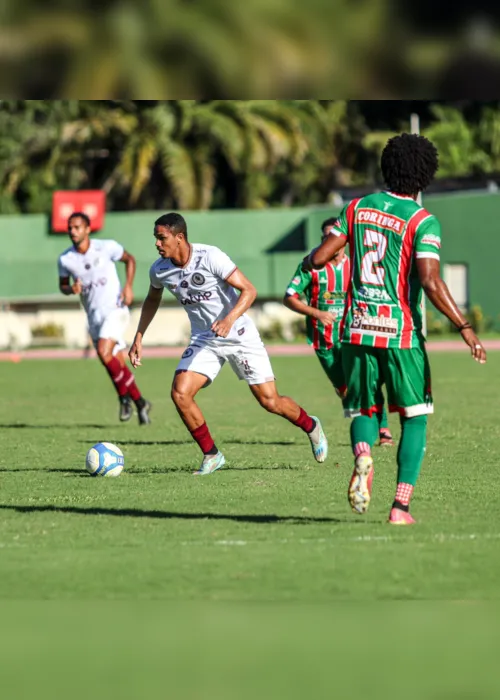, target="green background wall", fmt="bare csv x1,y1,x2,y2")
0,193,497,324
